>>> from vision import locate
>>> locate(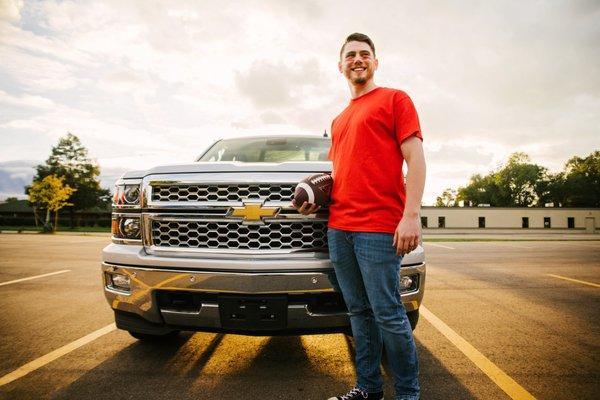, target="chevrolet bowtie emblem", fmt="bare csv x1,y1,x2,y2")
228,203,280,223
